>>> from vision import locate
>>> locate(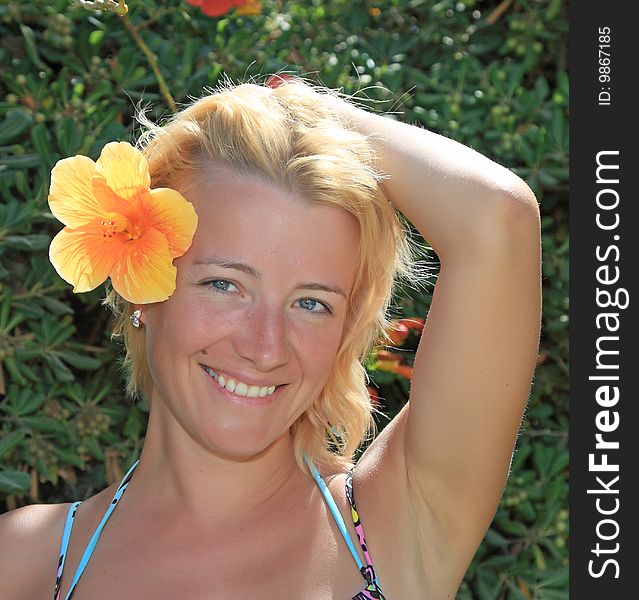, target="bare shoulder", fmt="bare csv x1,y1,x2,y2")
0,502,73,599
